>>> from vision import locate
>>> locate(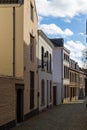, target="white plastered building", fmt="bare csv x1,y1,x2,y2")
38,30,54,111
